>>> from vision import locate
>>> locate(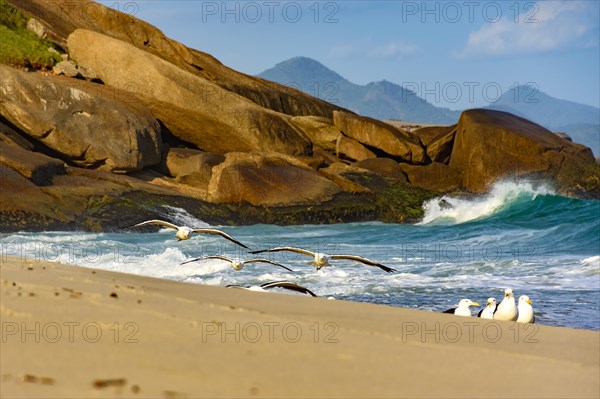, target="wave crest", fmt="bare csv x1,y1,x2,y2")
419,181,554,225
